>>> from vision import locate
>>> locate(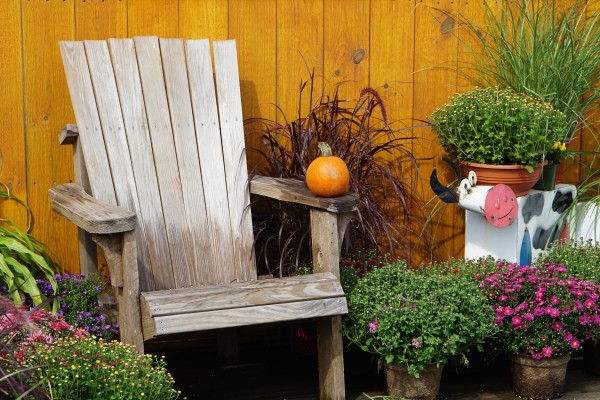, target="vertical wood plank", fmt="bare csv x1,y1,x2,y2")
179,0,228,39
159,38,213,286
0,0,27,229
413,0,460,260
213,40,257,282
132,36,196,288
185,39,236,284
370,0,415,123
323,0,370,101
108,38,175,291
127,0,178,37
229,0,277,170
84,40,155,291
276,0,324,120
316,315,345,399
75,0,127,40
23,0,79,274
